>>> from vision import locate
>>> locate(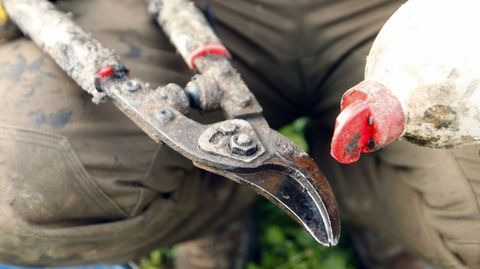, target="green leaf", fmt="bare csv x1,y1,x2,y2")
150,249,163,266
265,225,286,245
278,117,309,151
